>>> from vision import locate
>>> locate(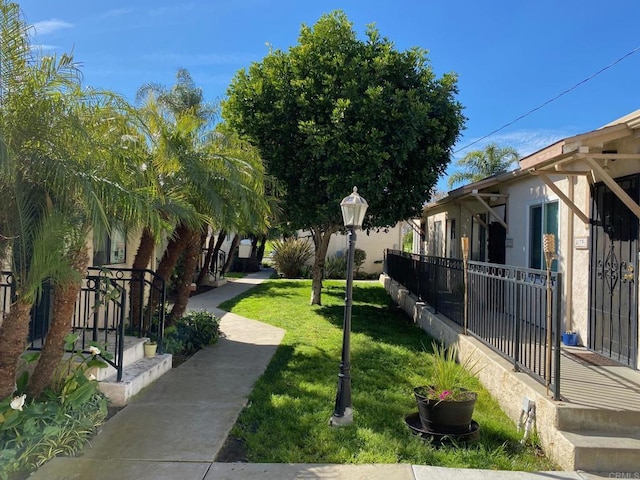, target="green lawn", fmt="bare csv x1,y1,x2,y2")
219,280,554,470
224,272,247,279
